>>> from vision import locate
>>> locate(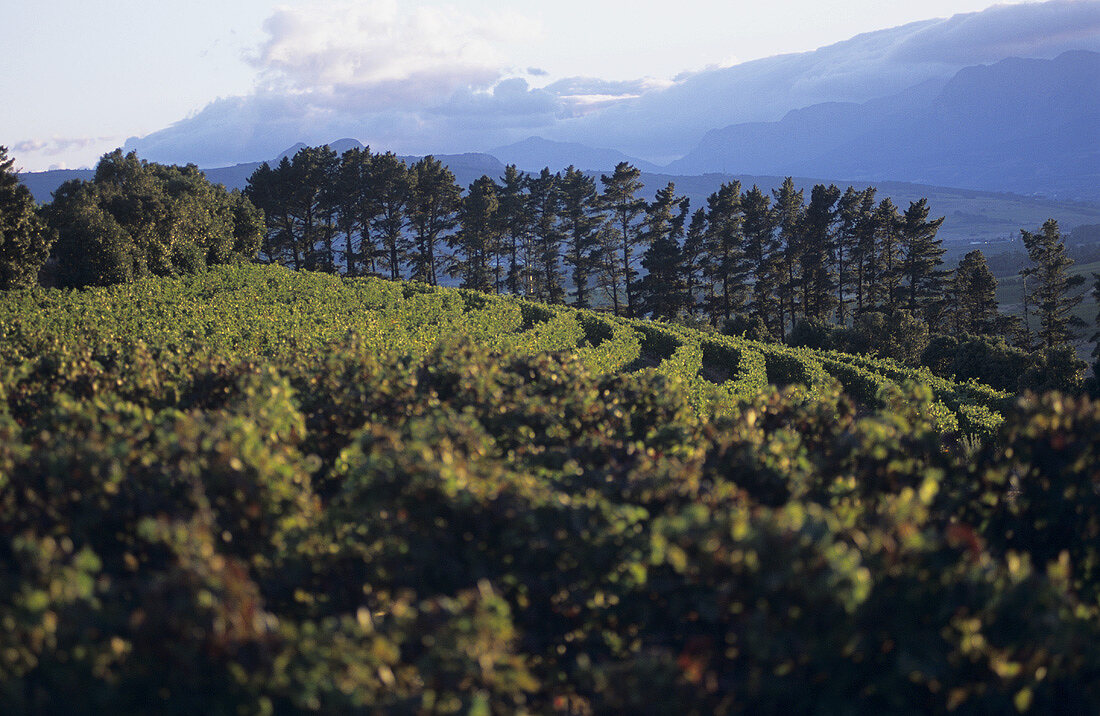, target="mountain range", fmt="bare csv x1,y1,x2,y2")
666,50,1100,200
